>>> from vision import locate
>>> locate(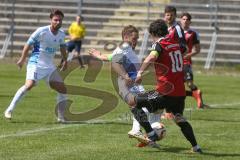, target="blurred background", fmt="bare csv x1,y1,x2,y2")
0,0,240,69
